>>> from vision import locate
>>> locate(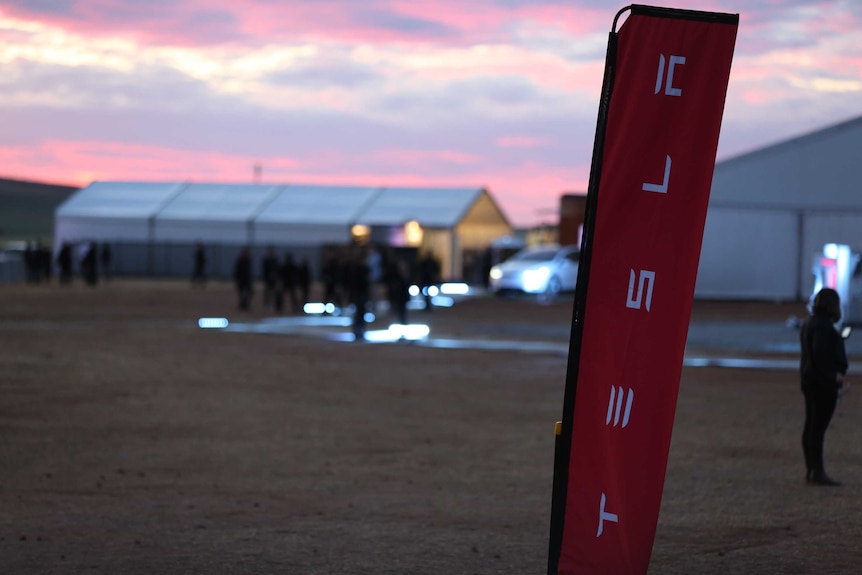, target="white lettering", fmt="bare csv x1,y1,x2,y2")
597,493,619,537
654,54,666,95
666,55,686,96
606,386,634,428
642,155,672,194
626,269,655,312
654,54,686,96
